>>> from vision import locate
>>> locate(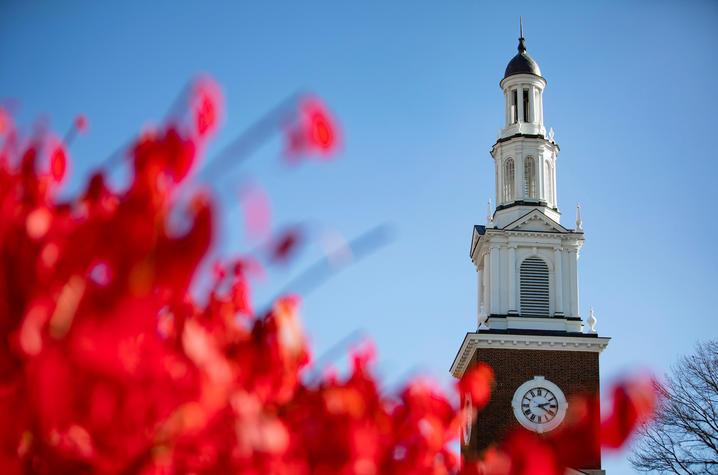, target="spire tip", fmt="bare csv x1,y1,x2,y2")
518,17,526,53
